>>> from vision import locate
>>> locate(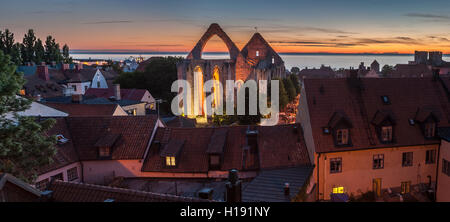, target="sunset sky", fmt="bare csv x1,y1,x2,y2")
1,0,450,54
